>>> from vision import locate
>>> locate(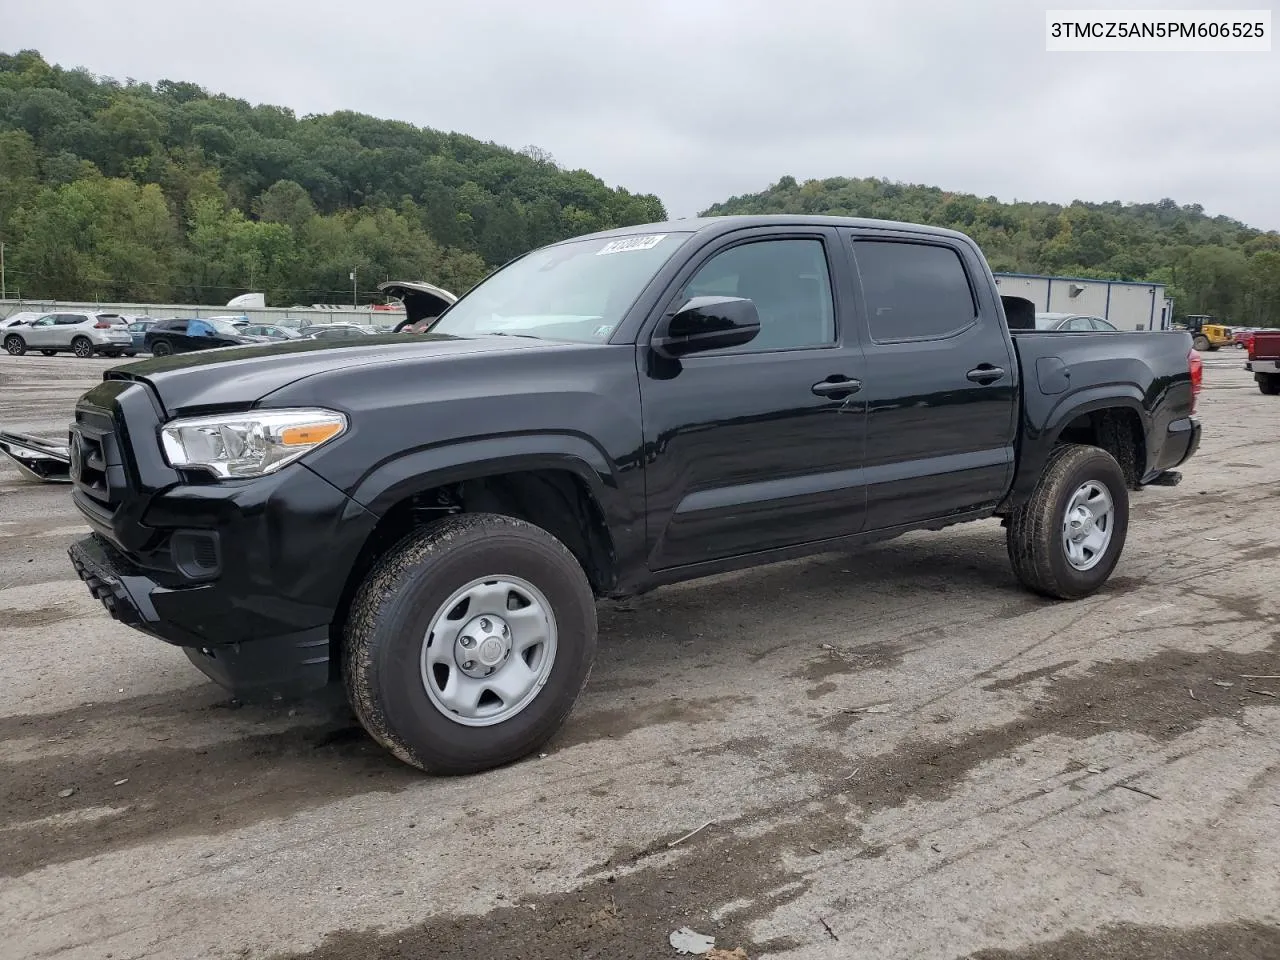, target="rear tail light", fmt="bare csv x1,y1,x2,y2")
94,321,113,329
1247,338,1256,361
1188,348,1202,413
